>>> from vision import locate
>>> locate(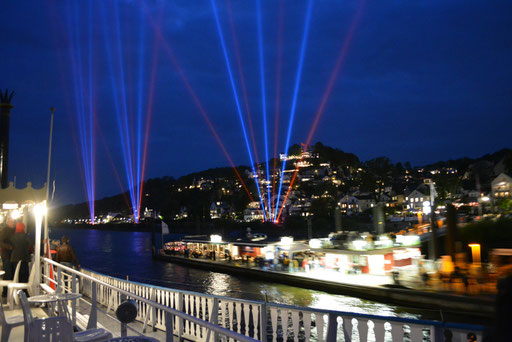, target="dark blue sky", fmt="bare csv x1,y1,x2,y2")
2,0,511,206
